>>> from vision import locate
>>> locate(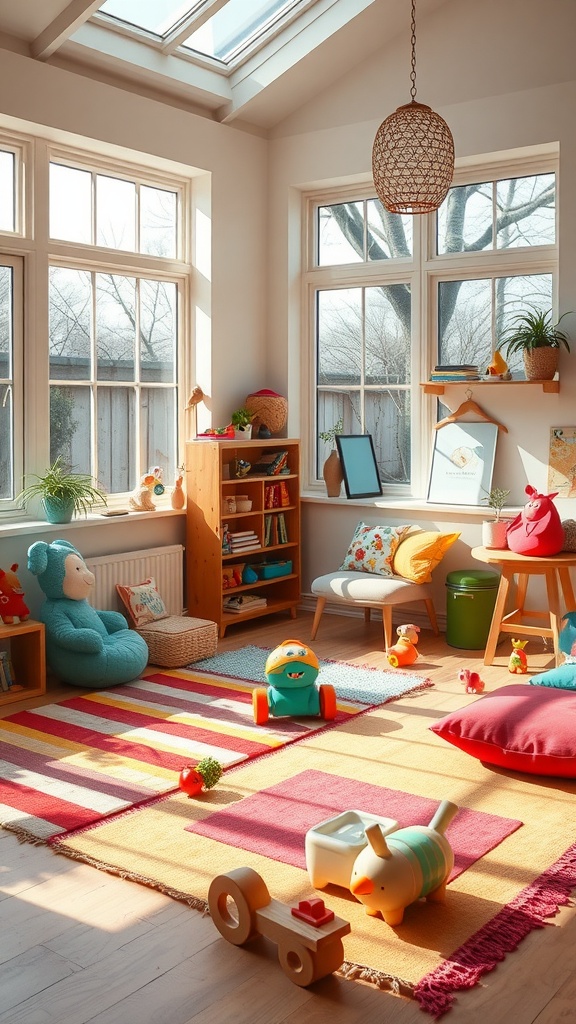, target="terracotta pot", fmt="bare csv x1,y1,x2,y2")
482,519,508,550
323,449,344,497
523,347,559,381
